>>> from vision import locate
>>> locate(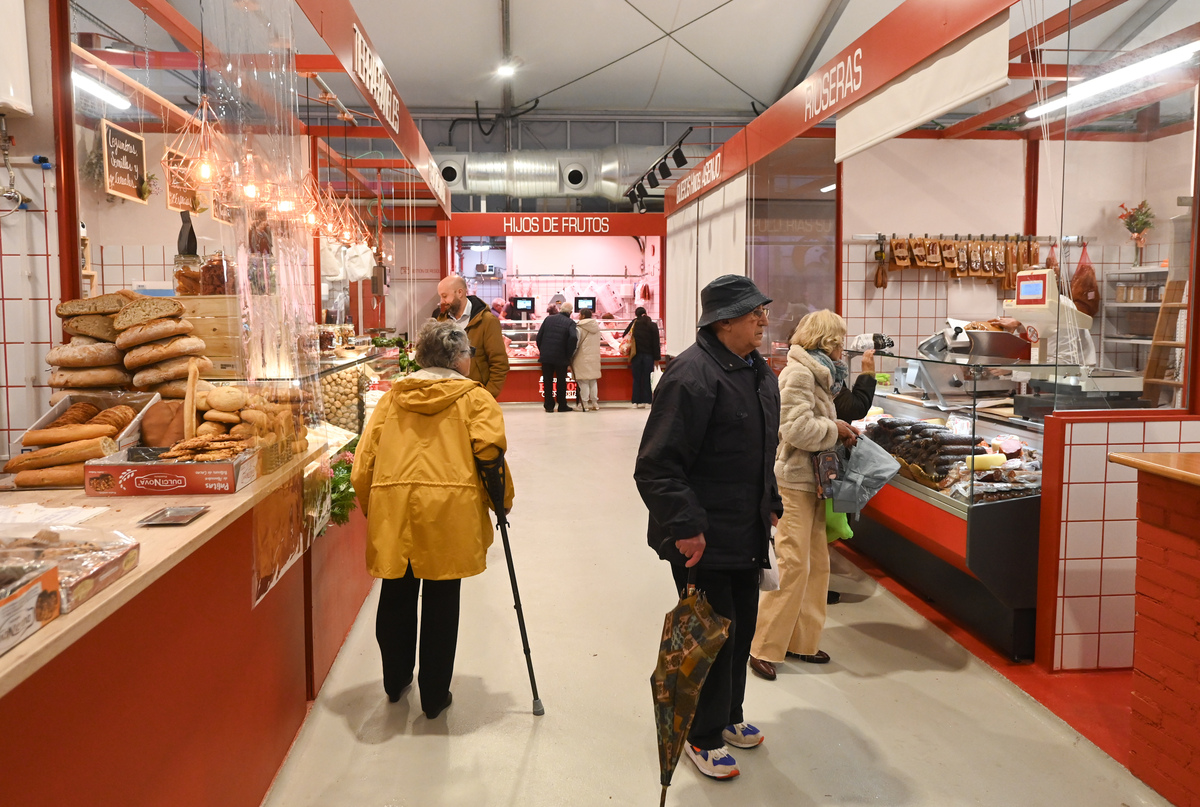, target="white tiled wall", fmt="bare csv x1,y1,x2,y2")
1053,417,1200,670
